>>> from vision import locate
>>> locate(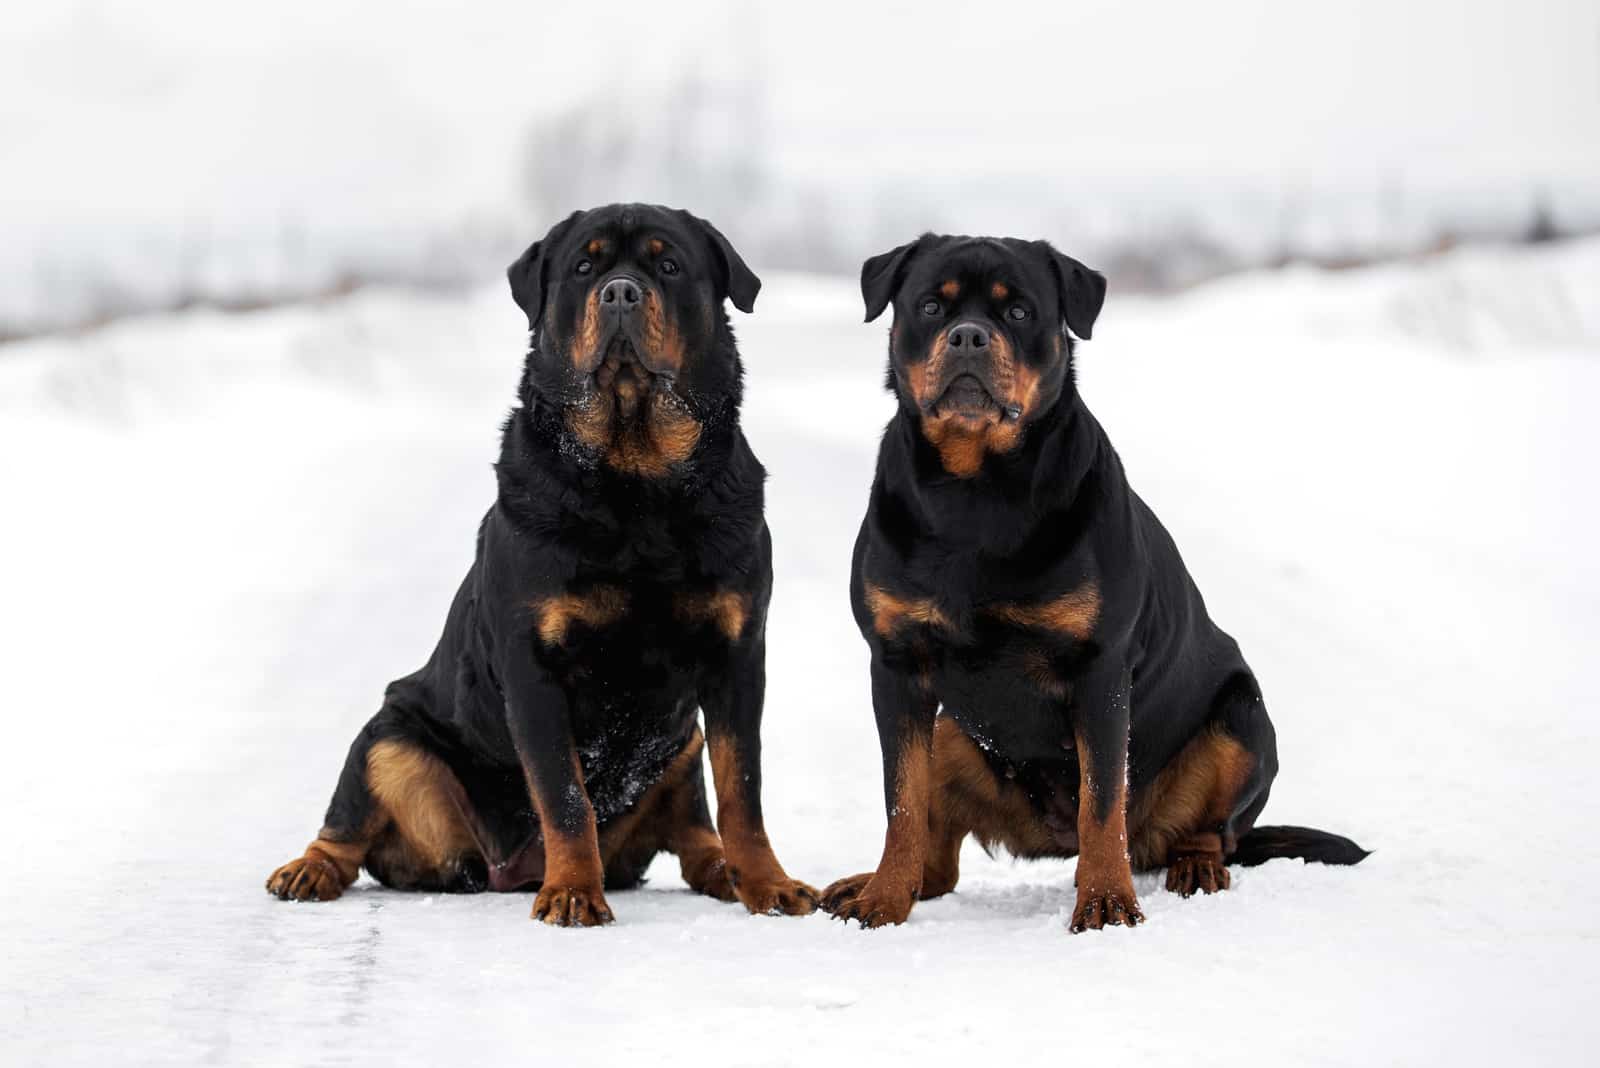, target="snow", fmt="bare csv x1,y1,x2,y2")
3,242,1598,1064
